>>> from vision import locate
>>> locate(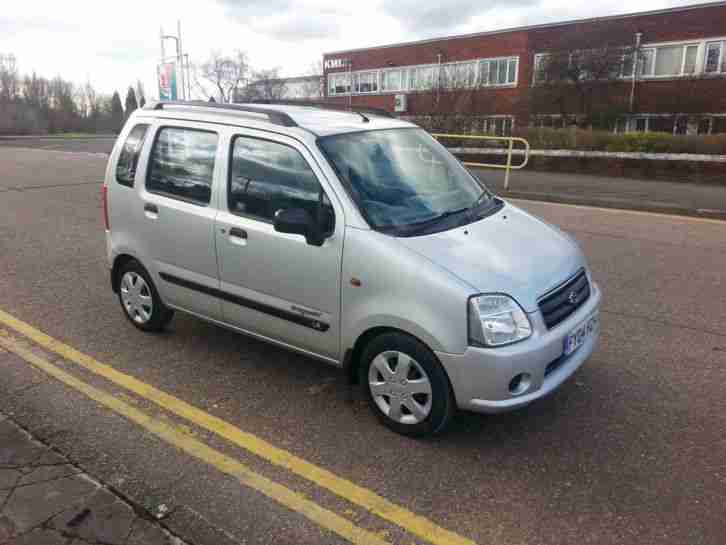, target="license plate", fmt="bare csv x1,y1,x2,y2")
563,314,599,356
